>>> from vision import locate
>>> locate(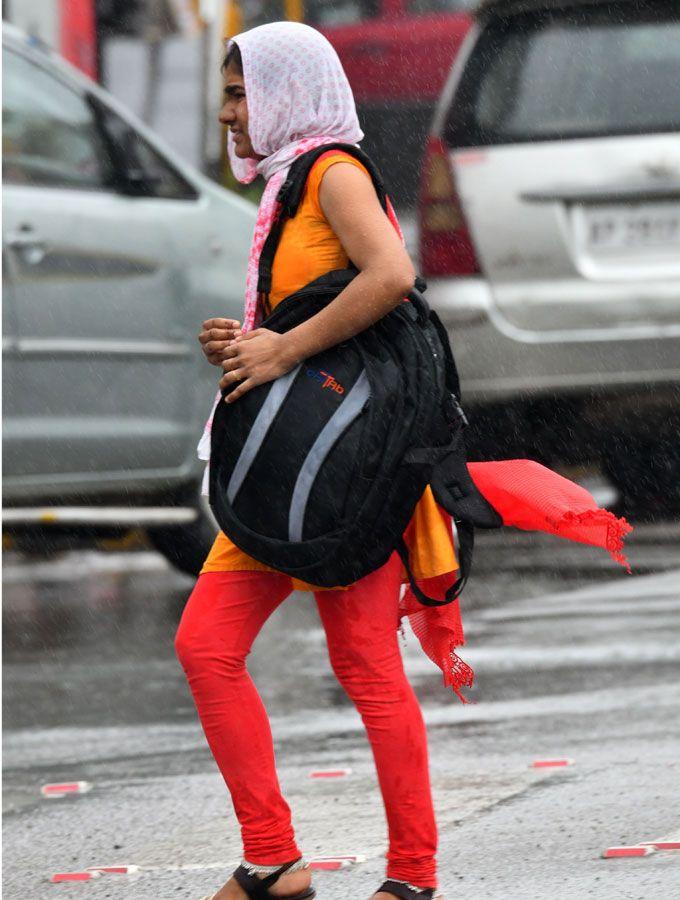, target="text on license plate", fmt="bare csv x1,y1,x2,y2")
584,203,680,253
